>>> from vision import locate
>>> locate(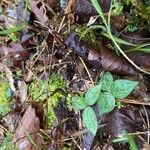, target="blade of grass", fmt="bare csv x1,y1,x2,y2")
26,134,38,148
125,43,150,53
102,32,150,52
87,25,107,31
0,25,25,35
128,47,150,53
23,0,29,19
128,135,138,150
91,0,108,28
101,32,135,46
113,135,138,150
